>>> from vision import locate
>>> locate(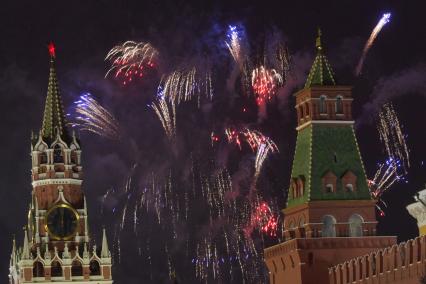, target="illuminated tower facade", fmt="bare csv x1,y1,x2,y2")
9,44,113,284
407,187,426,236
263,31,396,284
